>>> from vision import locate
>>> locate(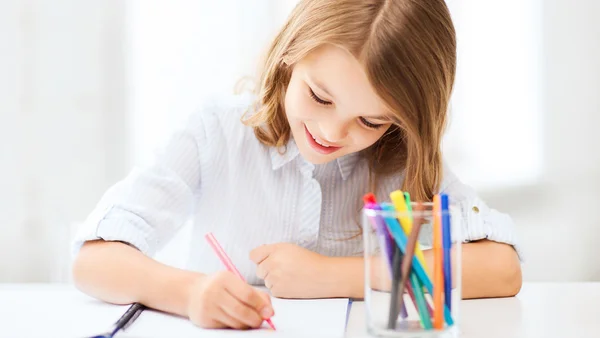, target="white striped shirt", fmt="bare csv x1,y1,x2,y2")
72,93,522,285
